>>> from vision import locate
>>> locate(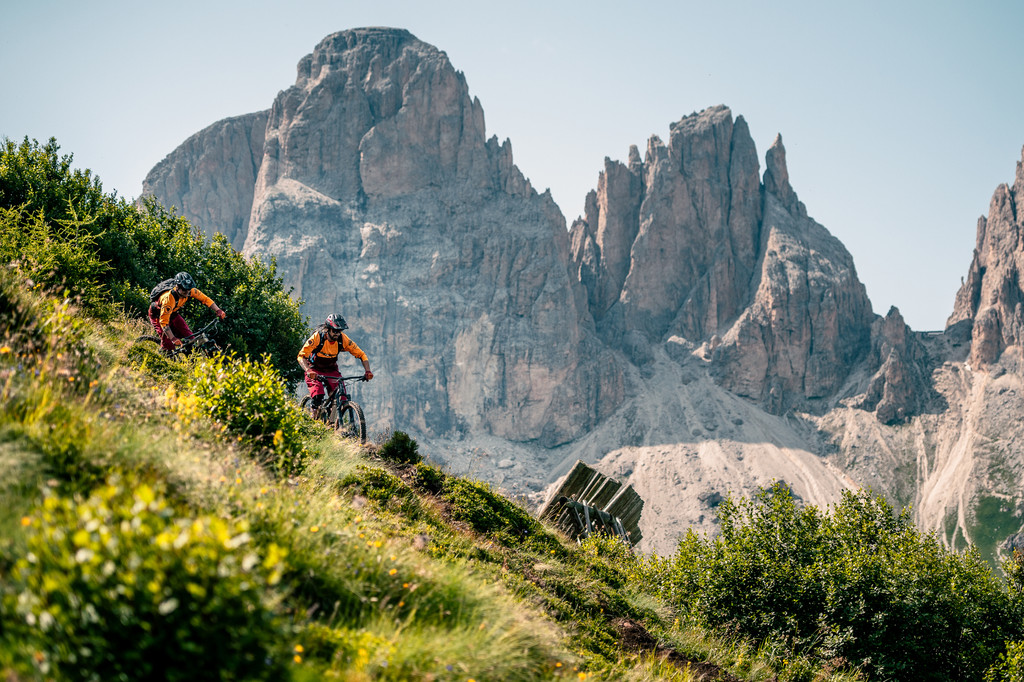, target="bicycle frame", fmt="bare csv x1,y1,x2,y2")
305,372,367,442
313,373,365,411
167,319,221,358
